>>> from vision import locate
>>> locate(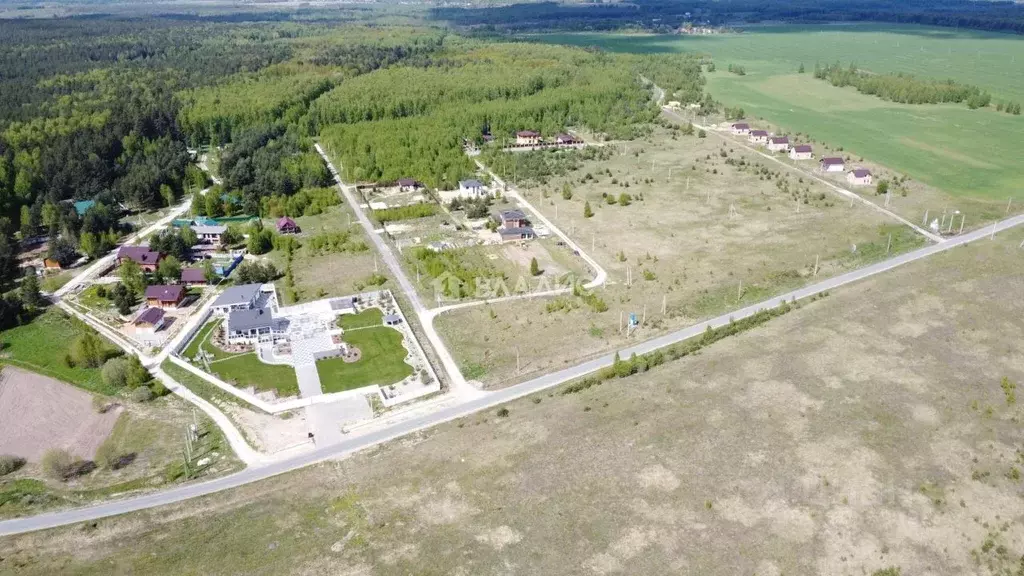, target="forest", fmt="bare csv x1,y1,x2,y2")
313,43,704,188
